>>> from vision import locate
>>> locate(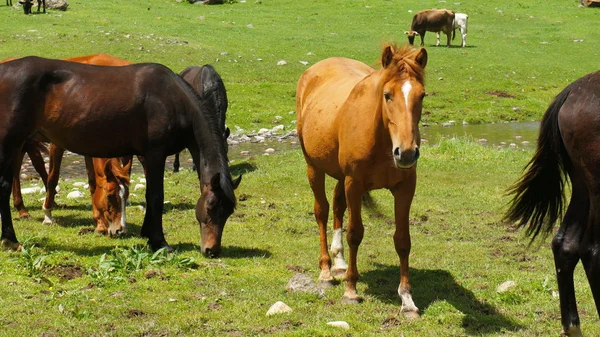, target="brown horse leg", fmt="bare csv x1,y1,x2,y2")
341,176,365,304
140,152,171,252
579,194,600,336
307,165,334,287
553,177,586,337
1,151,22,251
330,179,348,280
12,151,29,218
84,156,107,234
391,172,419,318
42,144,64,225
173,153,180,173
